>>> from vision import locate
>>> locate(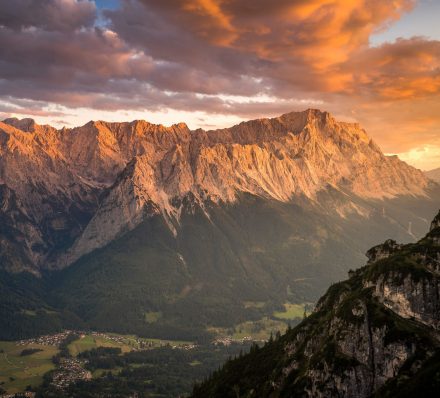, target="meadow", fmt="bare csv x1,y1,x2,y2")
273,303,311,320
68,333,192,356
0,332,194,394
0,341,58,394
